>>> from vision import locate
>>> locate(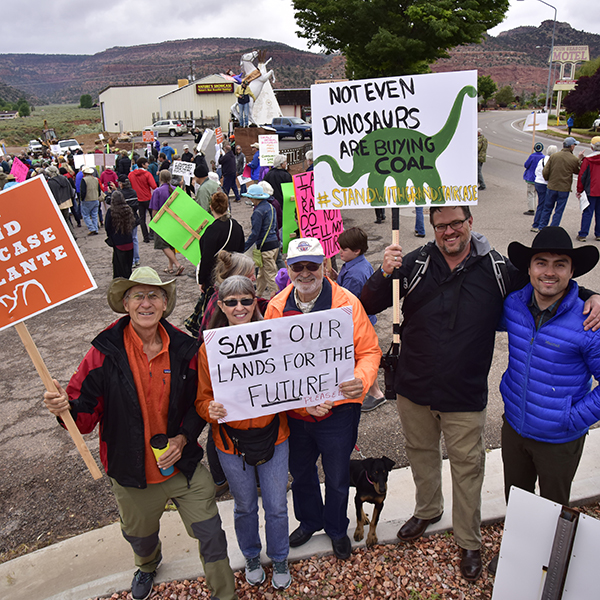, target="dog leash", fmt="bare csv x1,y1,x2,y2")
353,444,367,459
